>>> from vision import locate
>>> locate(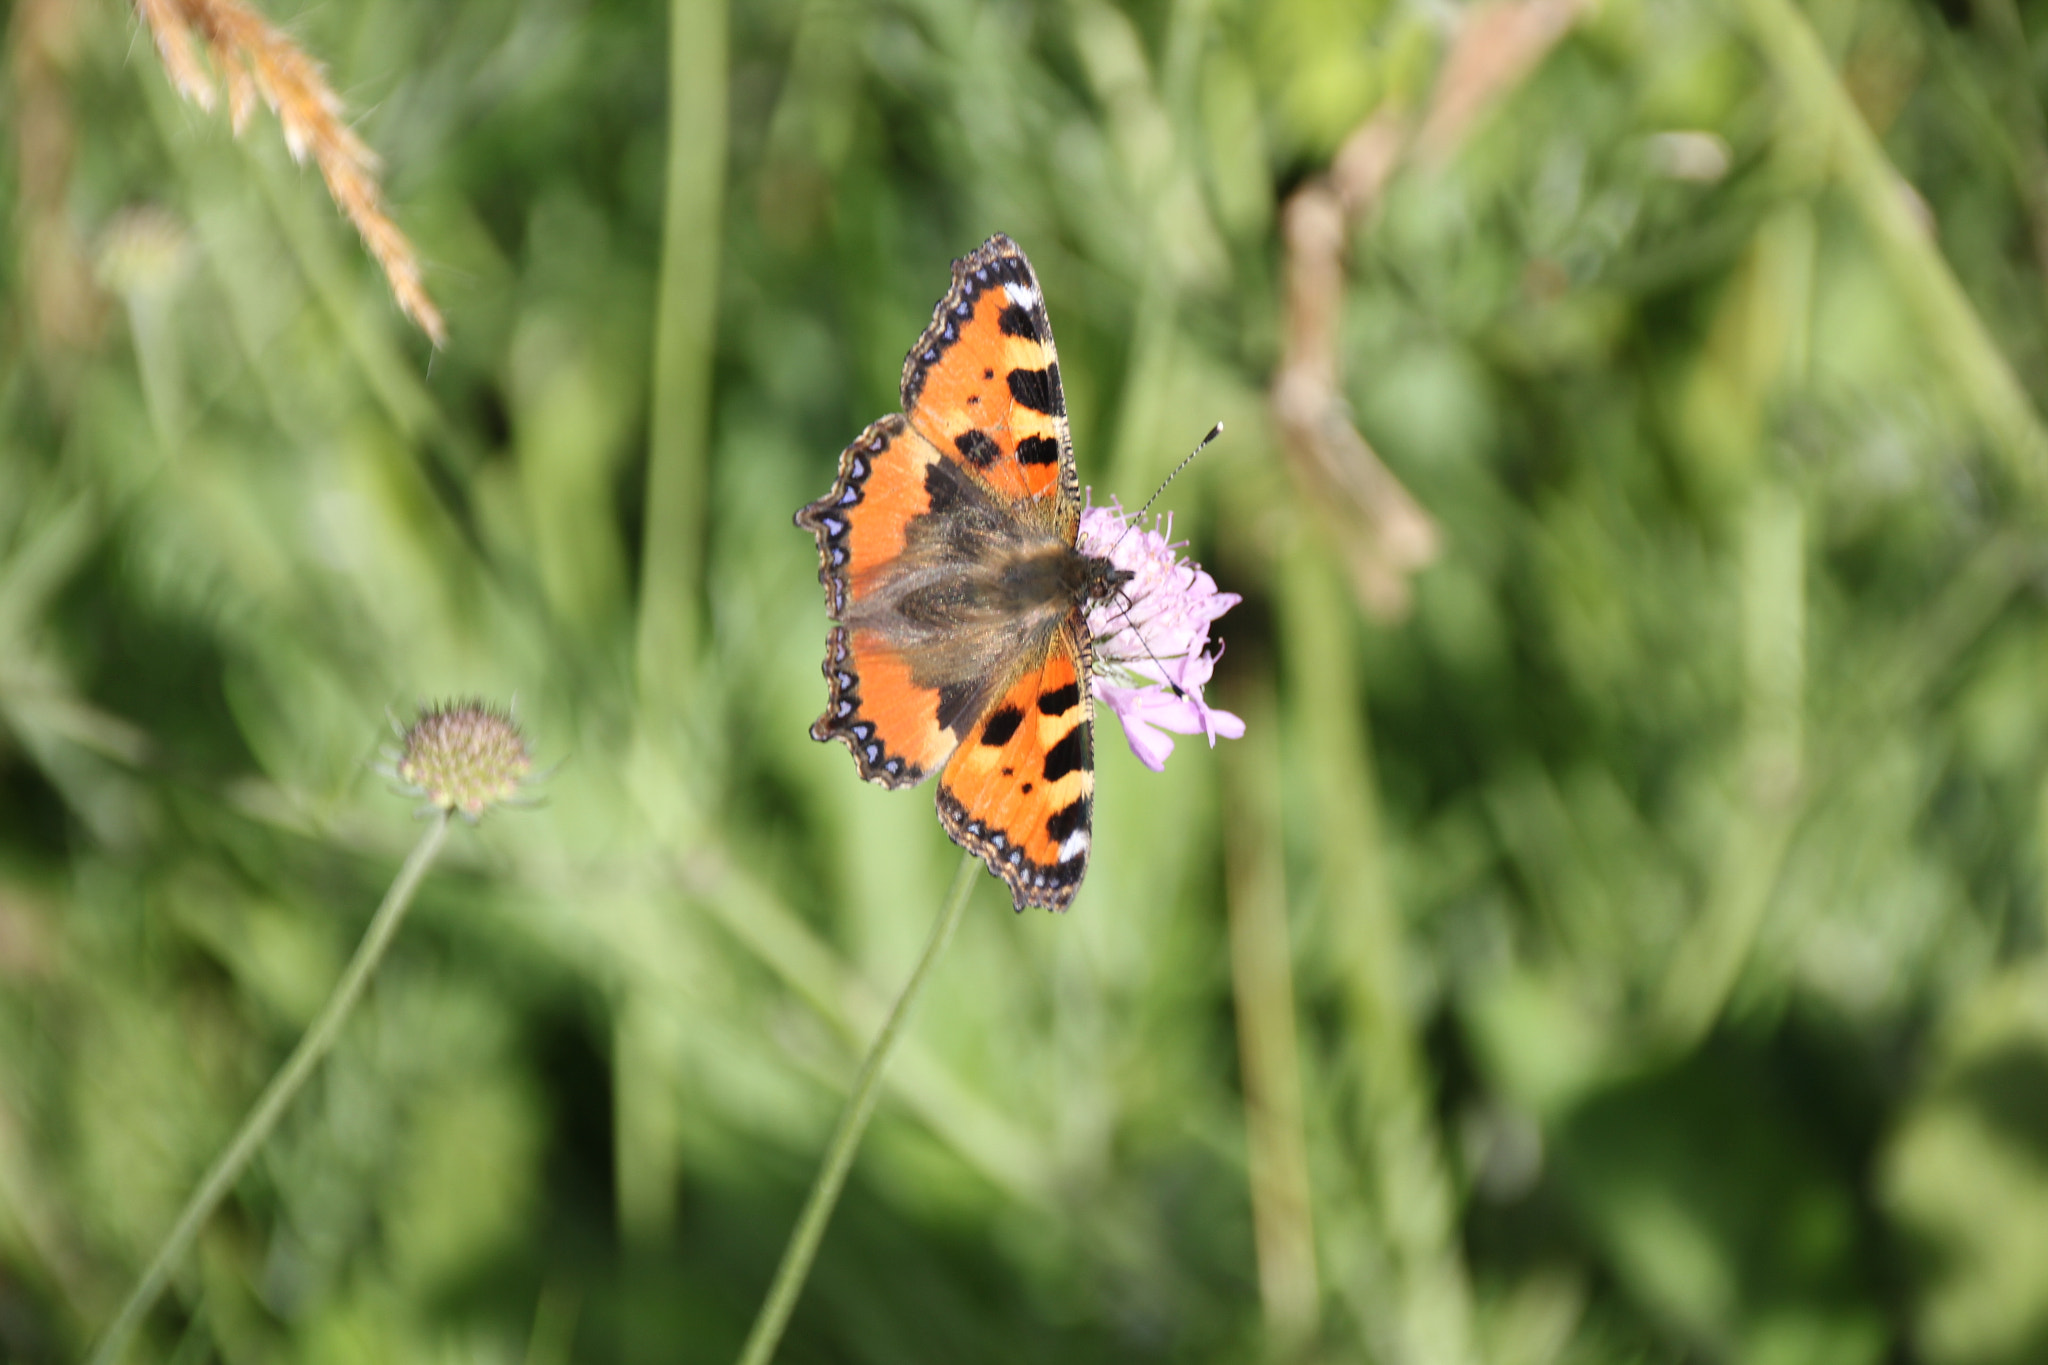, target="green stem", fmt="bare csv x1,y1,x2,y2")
87,813,453,1365
1735,0,2048,490
636,0,729,709
734,850,980,1365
